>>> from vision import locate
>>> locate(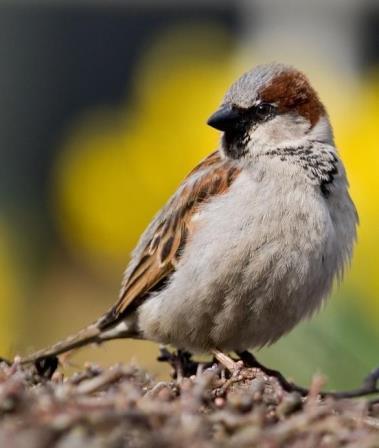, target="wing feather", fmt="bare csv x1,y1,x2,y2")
103,150,241,323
